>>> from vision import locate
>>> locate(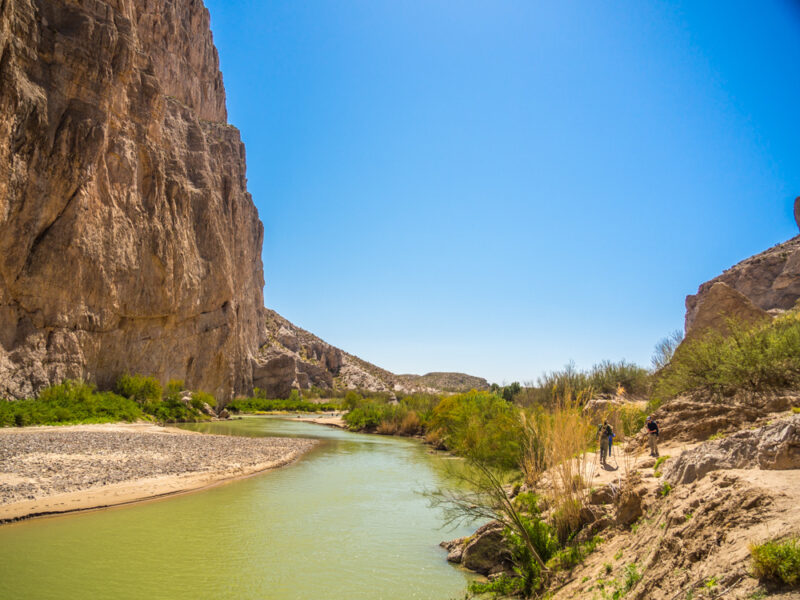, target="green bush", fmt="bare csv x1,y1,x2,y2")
0,381,142,427
227,397,337,413
427,390,522,469
653,311,800,401
191,391,217,411
115,374,163,404
750,538,800,586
